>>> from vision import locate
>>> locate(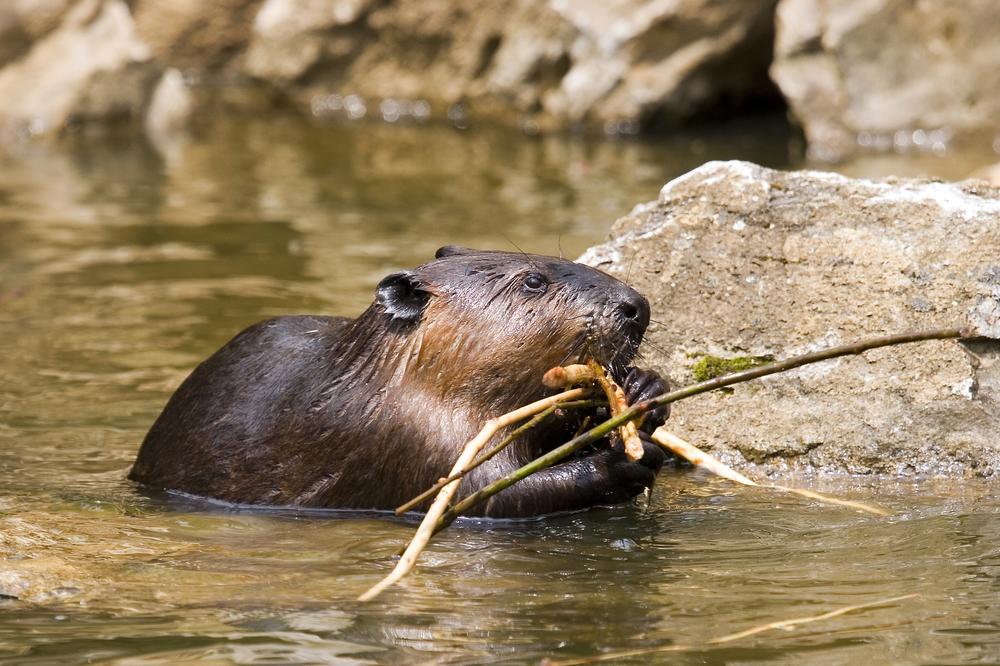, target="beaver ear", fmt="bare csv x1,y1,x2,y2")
376,271,429,323
435,245,475,259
